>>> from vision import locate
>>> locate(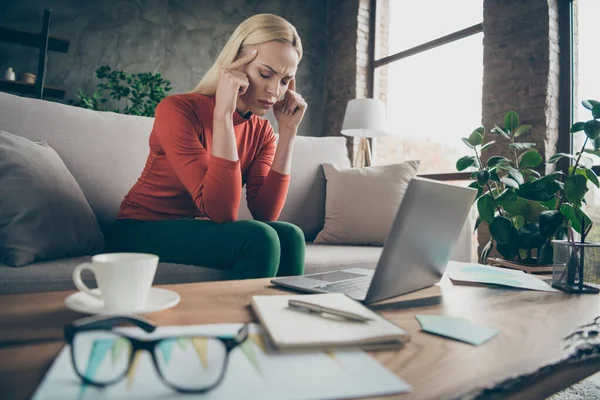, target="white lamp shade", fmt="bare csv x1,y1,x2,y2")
341,98,388,138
